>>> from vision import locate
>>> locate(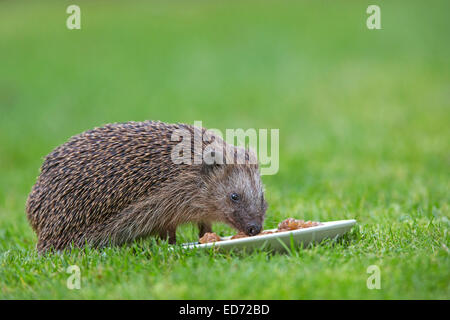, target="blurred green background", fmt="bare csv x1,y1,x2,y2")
0,0,449,299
